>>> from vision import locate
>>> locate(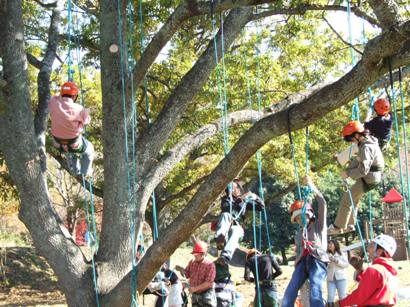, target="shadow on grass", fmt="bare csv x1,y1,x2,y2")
2,247,60,292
